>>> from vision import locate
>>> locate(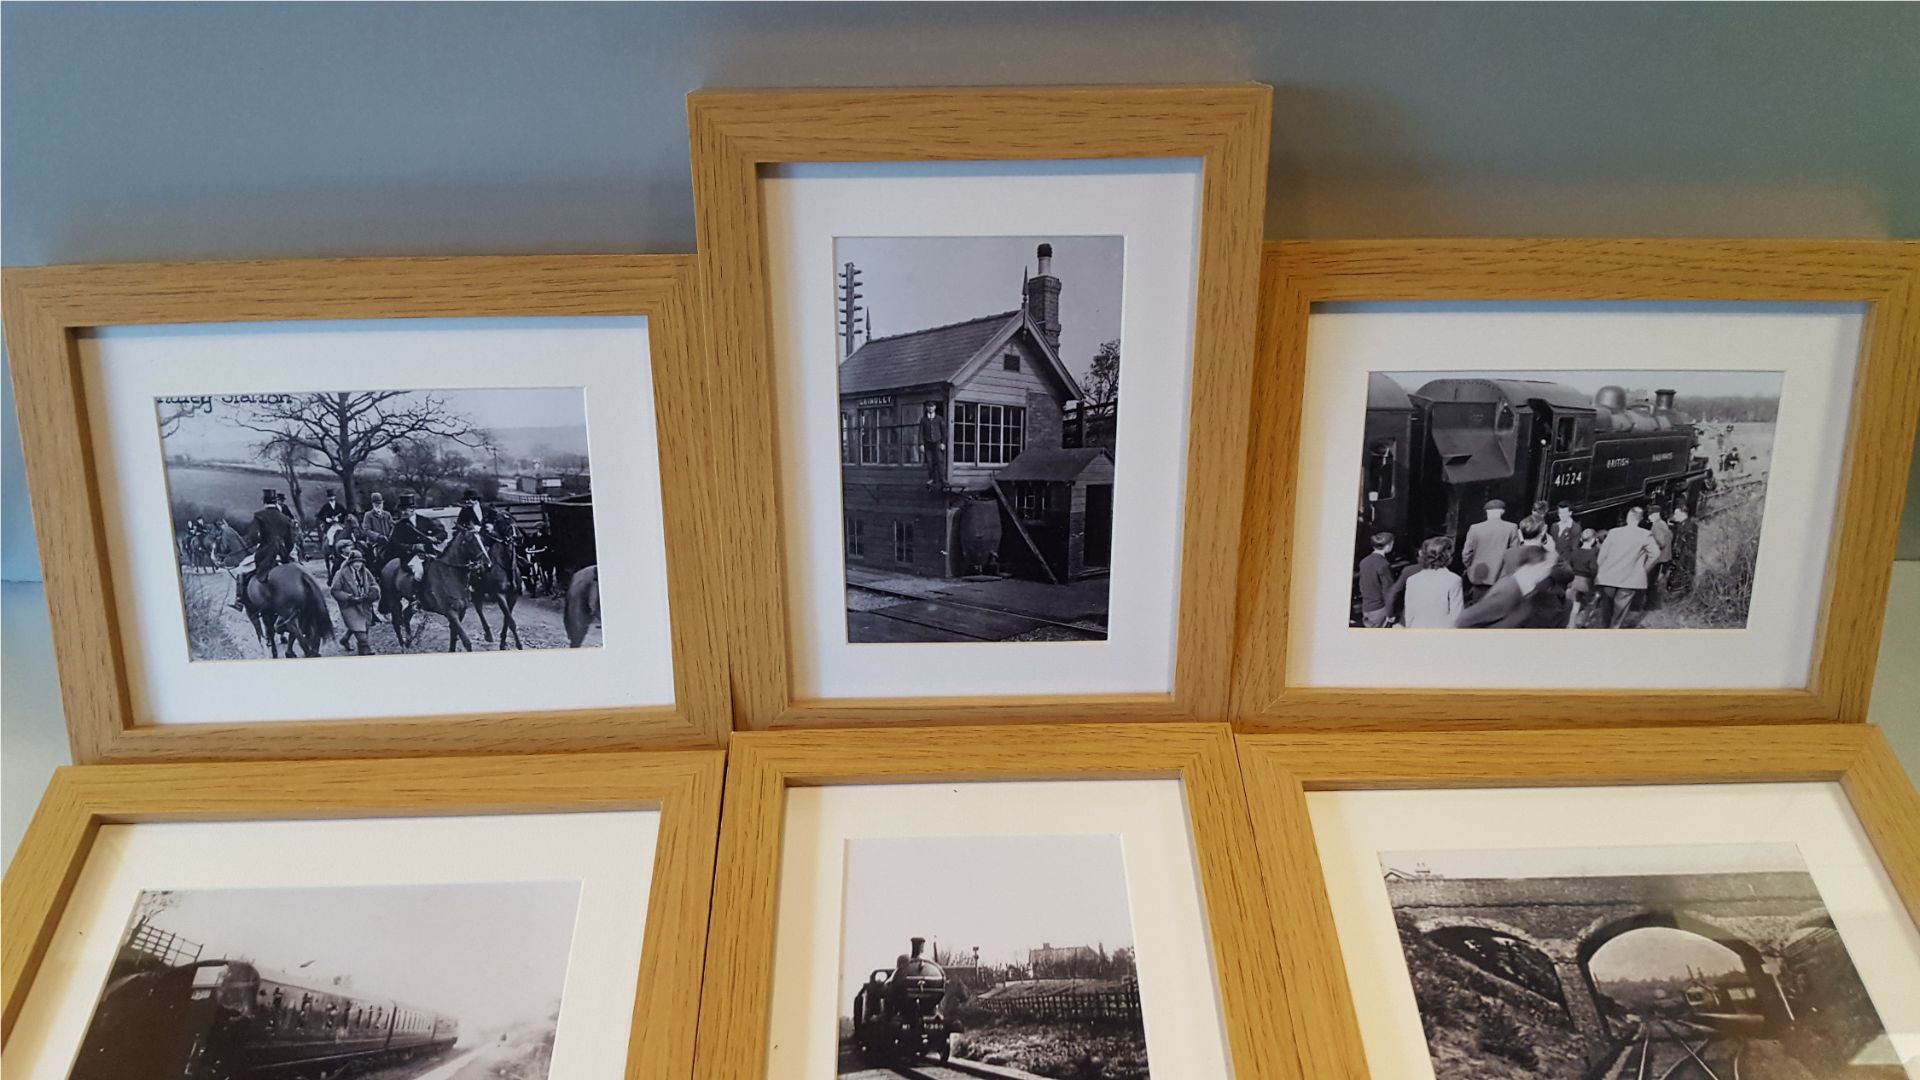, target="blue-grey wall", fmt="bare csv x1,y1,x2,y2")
4,1,1919,584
